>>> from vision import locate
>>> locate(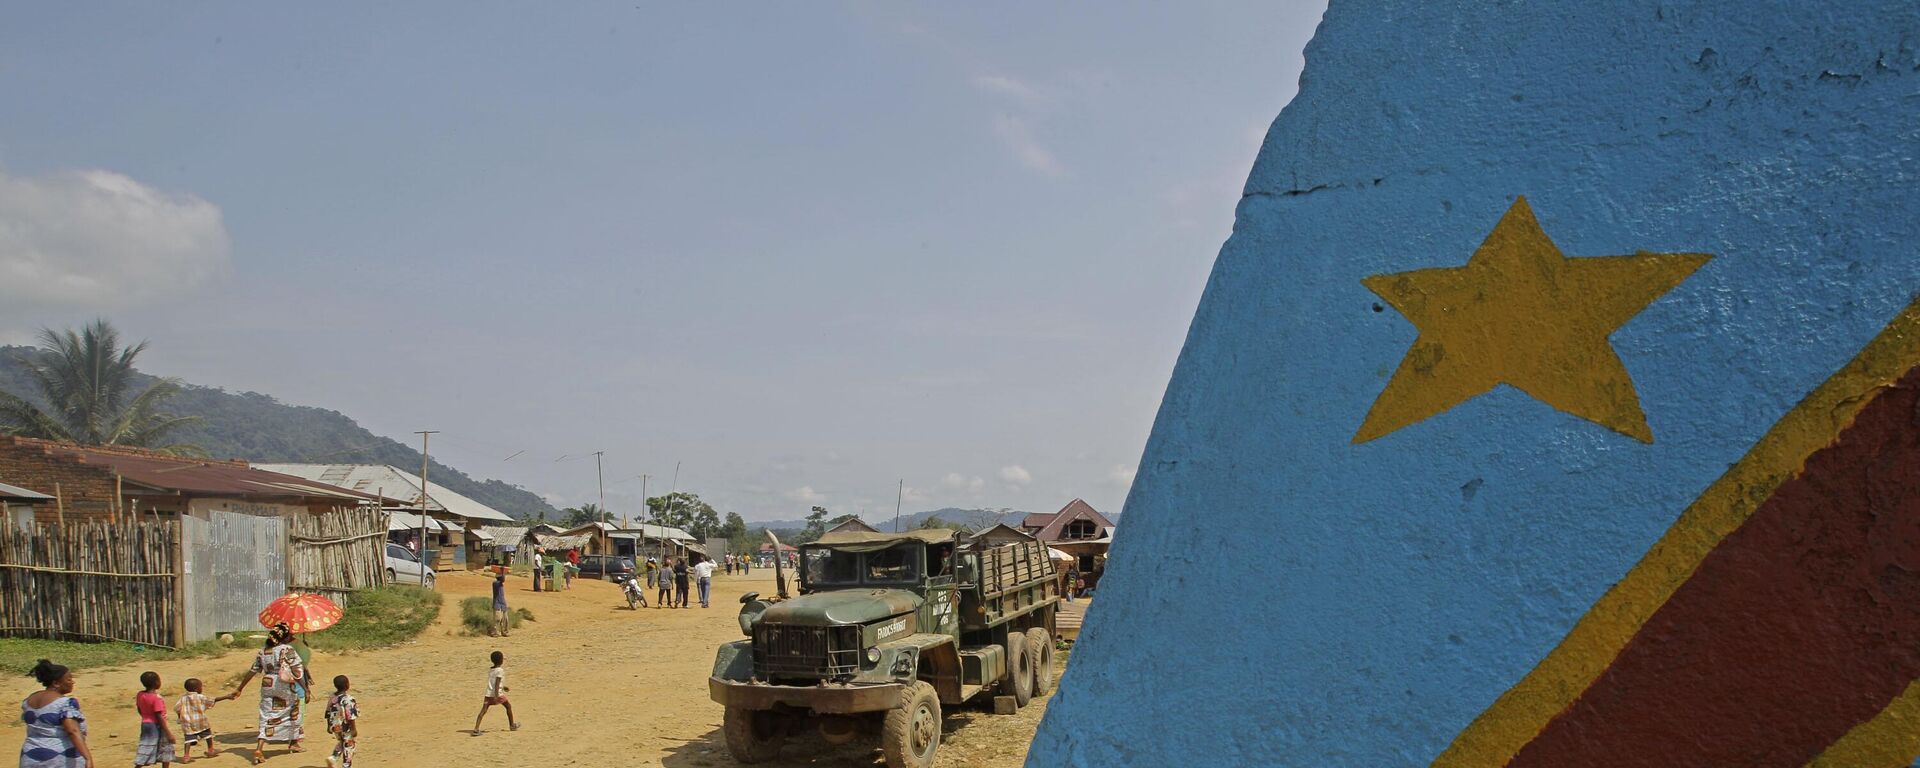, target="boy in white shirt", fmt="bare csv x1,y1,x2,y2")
471,650,520,735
